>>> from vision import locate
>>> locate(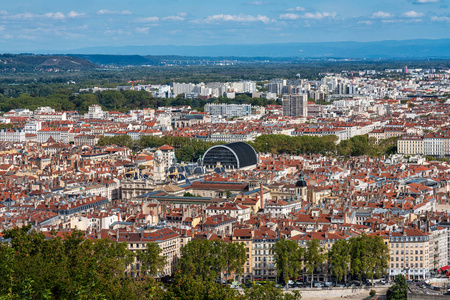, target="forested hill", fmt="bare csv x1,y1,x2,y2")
0,54,98,72
71,54,156,67
69,54,273,67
